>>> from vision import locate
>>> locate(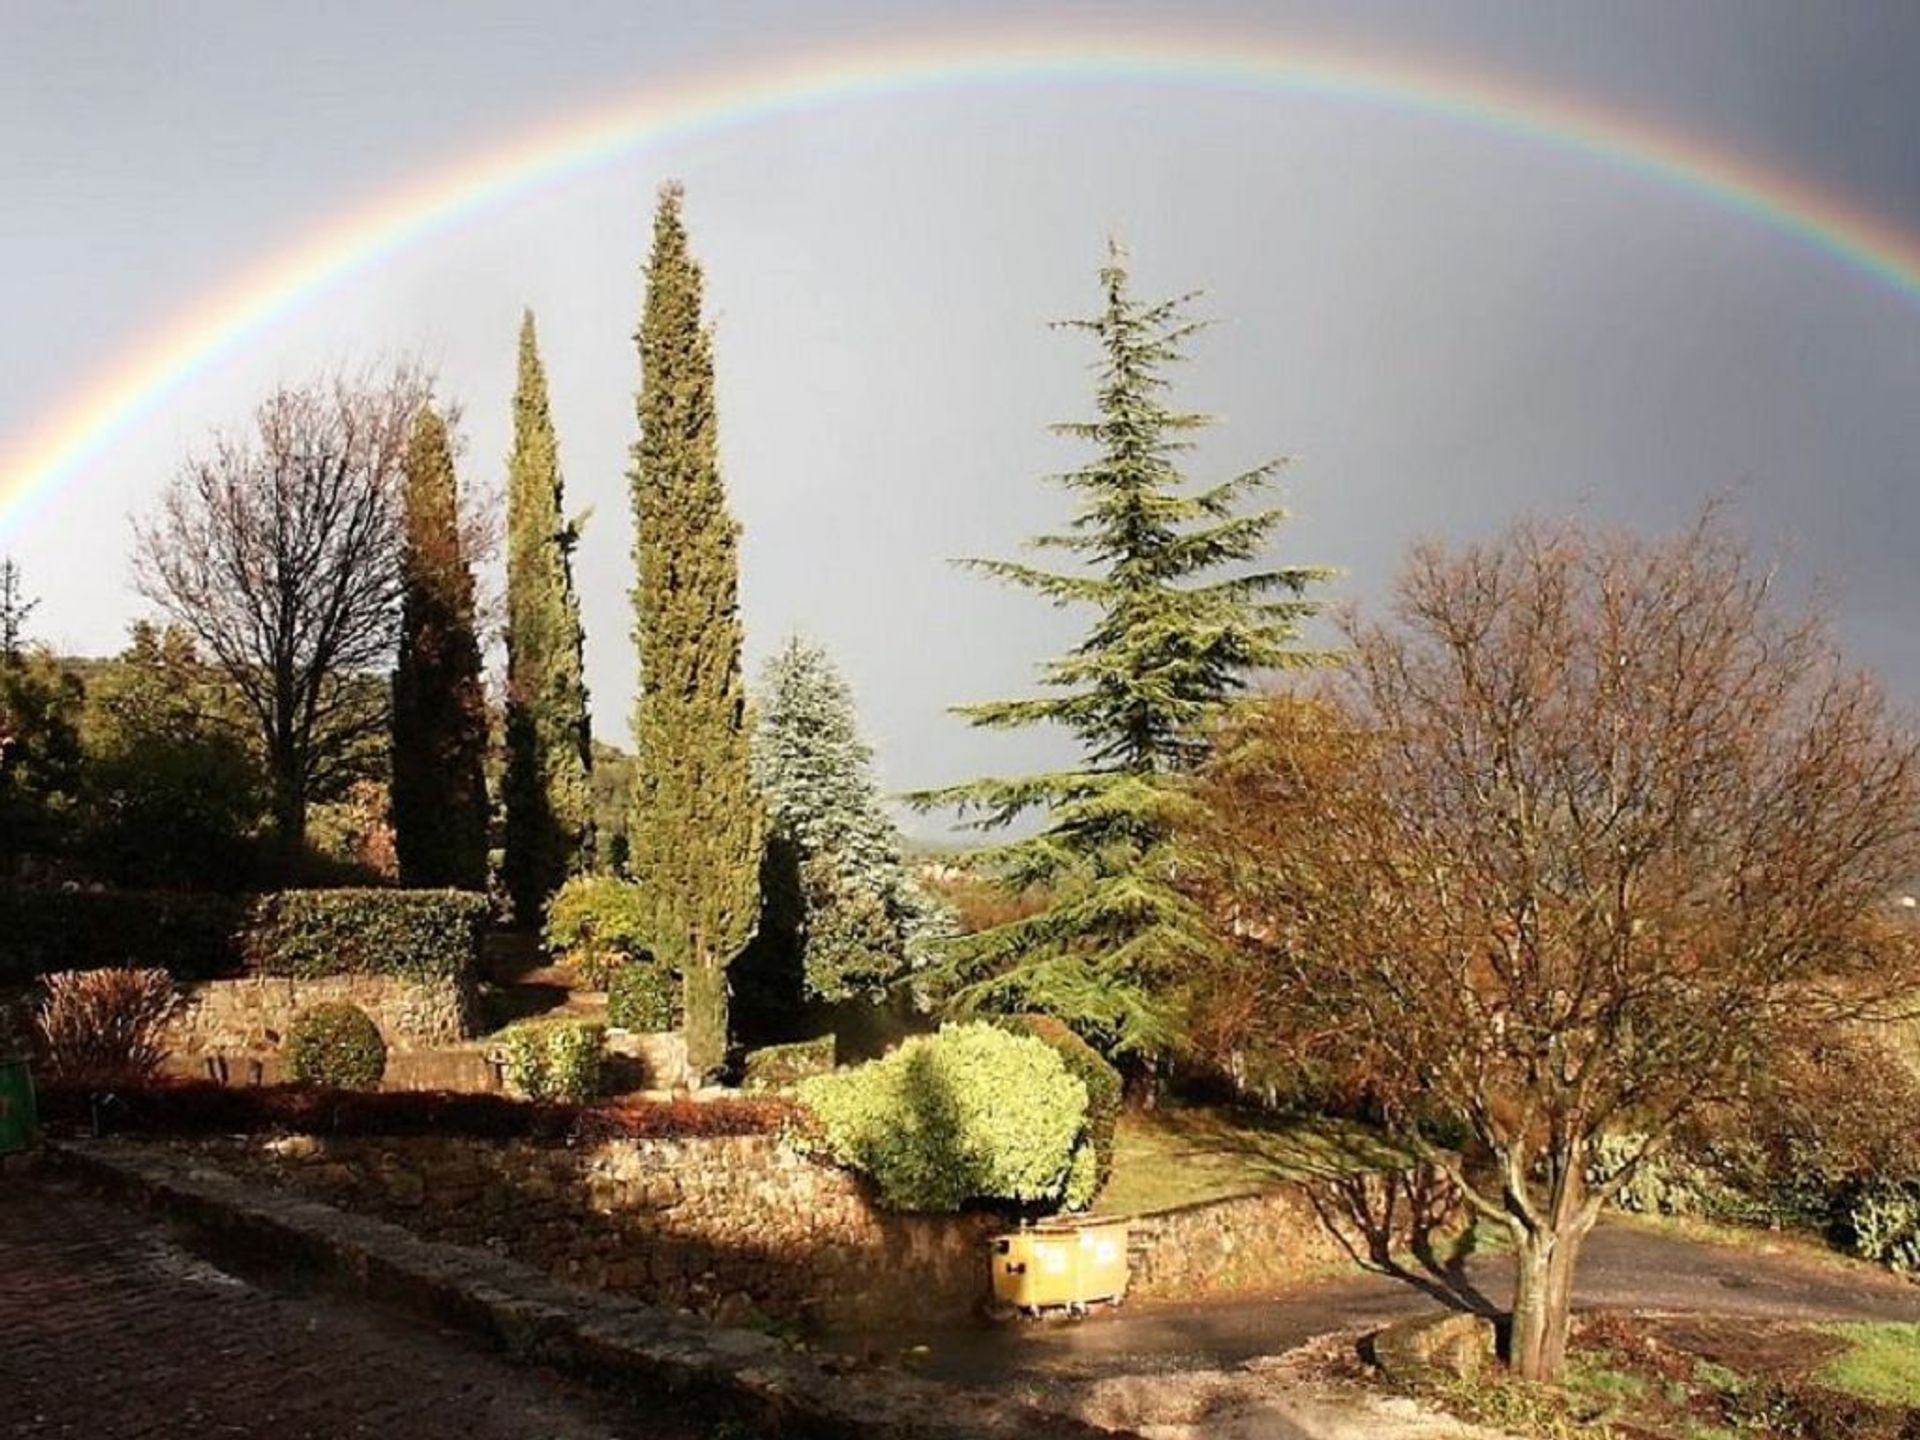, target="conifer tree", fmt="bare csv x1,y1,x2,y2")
914,245,1332,1056
751,635,945,1004
391,407,491,889
629,183,763,1076
502,312,593,923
